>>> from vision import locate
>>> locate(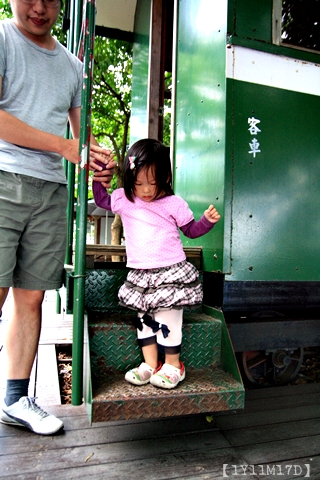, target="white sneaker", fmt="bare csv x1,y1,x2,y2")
0,397,64,435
